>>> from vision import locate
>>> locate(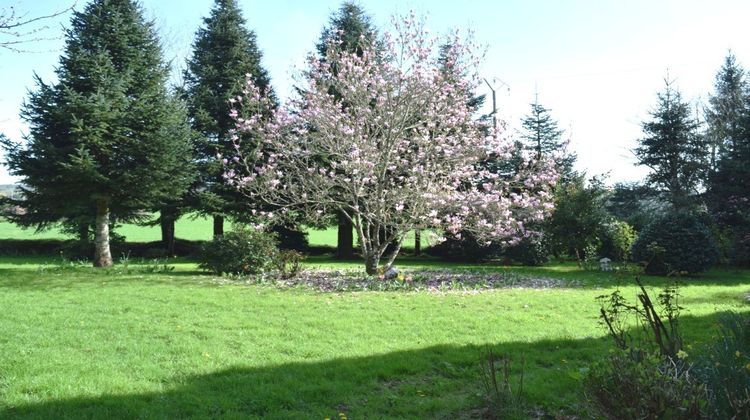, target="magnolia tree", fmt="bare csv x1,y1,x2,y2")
223,15,558,275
